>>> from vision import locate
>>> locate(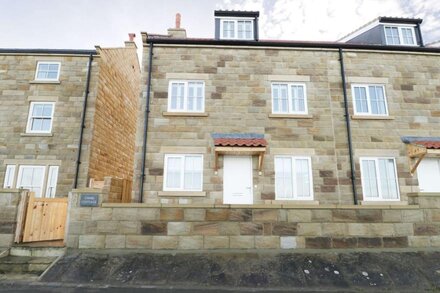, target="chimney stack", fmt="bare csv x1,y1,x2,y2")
168,13,187,38
125,33,137,48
